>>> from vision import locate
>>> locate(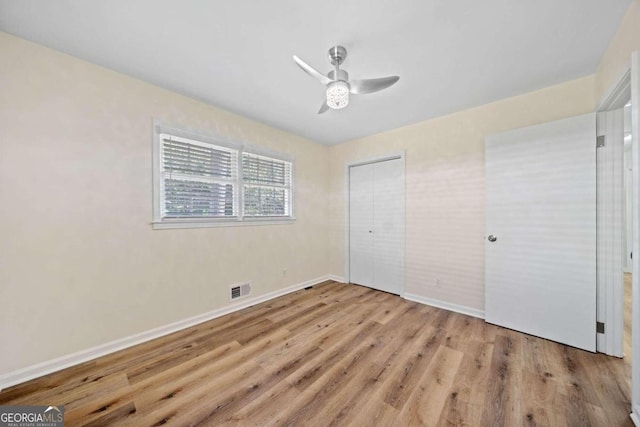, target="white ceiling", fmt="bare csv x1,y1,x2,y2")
0,0,631,145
